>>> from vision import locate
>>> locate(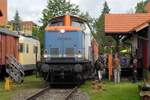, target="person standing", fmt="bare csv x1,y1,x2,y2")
113,53,121,84
95,55,105,82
